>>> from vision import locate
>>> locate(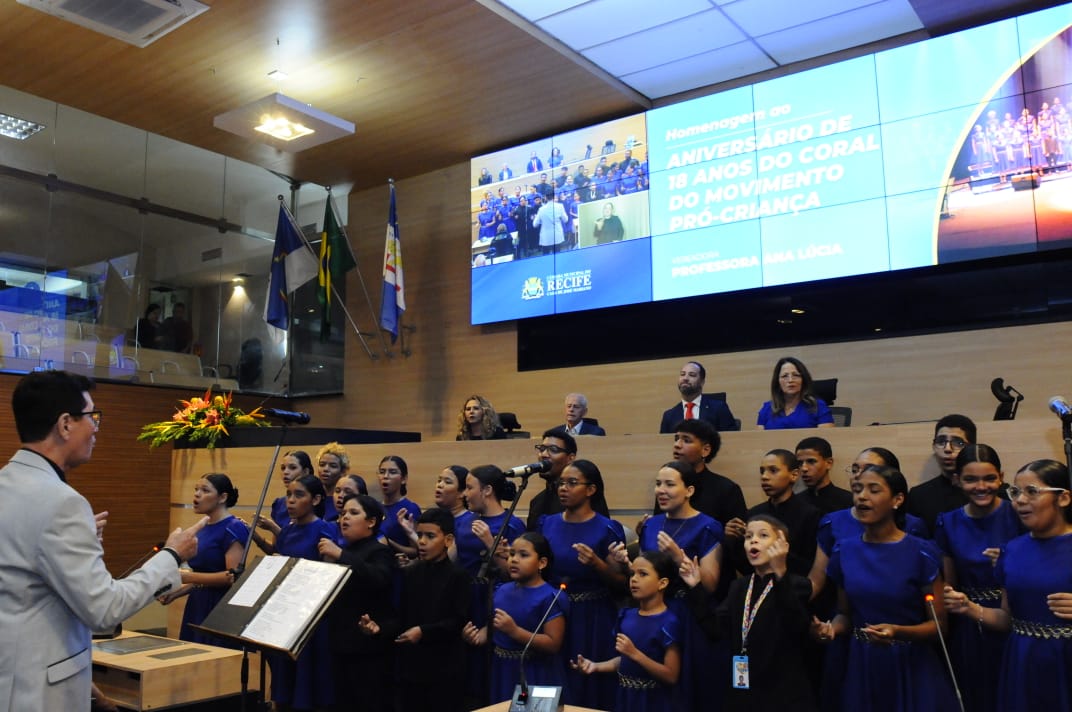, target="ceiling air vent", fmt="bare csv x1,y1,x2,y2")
16,0,209,48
